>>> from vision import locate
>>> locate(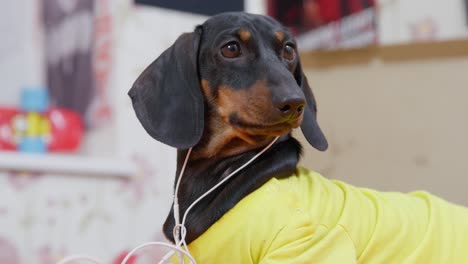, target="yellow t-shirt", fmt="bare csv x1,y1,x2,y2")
174,168,468,263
